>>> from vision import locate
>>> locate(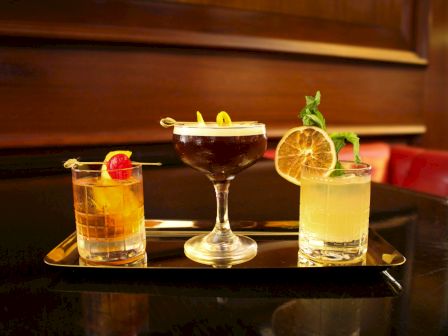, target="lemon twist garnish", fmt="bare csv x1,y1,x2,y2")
216,111,232,126
196,111,205,125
